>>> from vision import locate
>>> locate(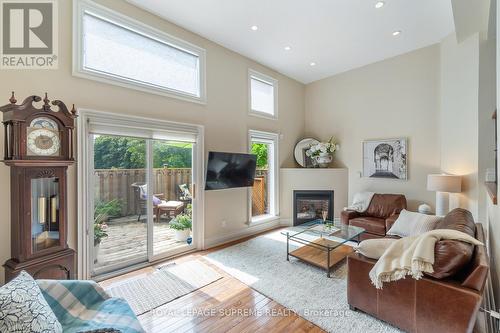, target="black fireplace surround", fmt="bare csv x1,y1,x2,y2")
293,190,334,226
